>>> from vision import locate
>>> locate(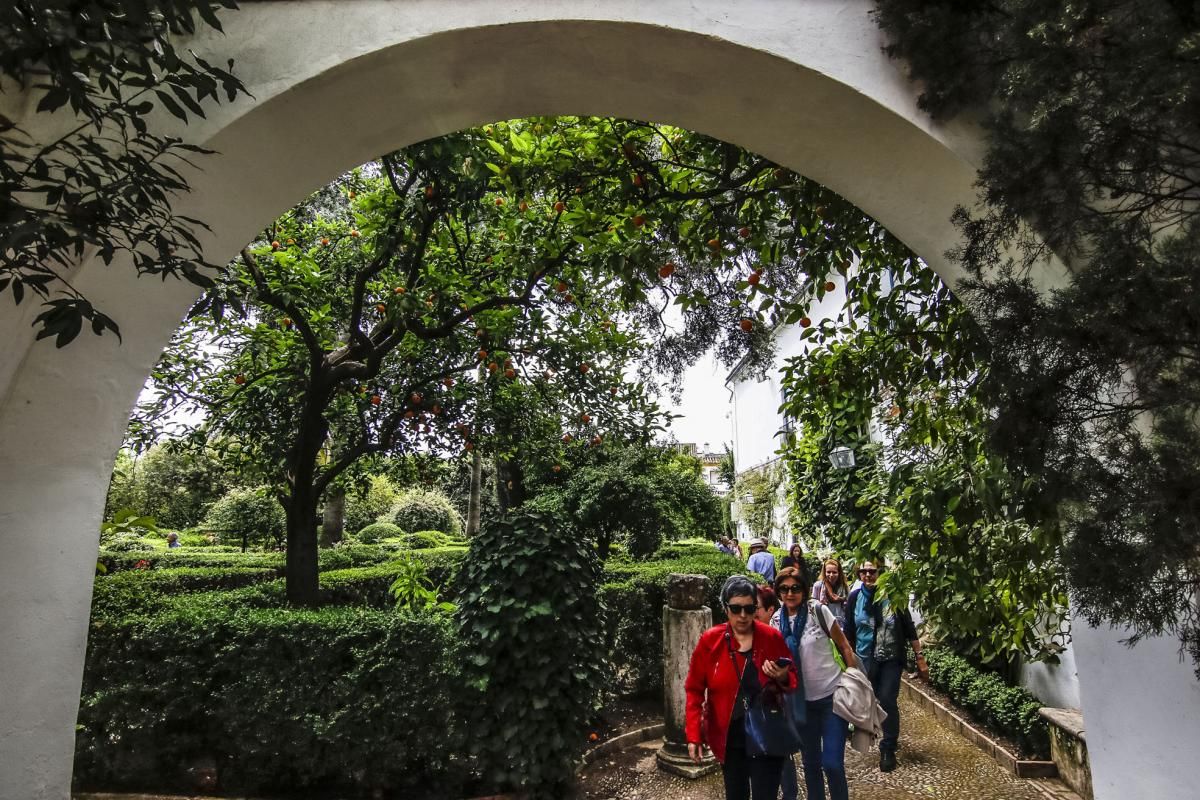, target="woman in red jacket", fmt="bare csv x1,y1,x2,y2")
685,575,799,800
